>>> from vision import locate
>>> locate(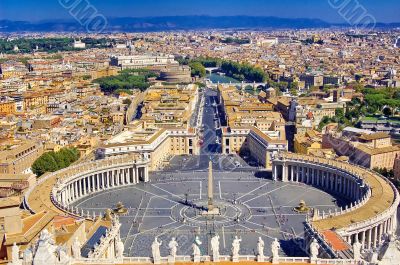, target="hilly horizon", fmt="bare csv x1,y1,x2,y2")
1,15,399,32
